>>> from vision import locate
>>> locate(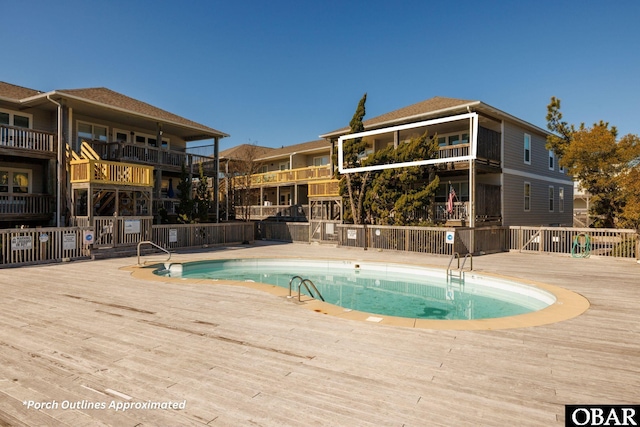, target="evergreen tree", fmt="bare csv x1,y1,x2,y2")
365,132,440,225
339,93,371,224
